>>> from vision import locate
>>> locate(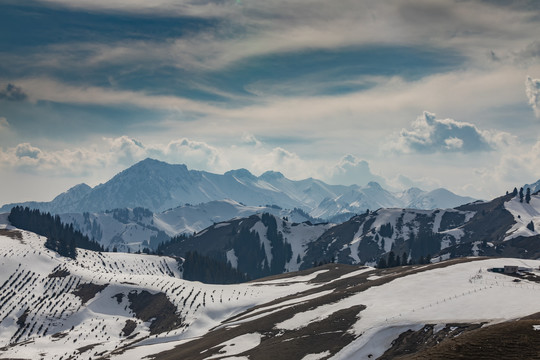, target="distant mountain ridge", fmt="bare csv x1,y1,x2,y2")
0,158,475,218
58,200,320,253
157,192,540,279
